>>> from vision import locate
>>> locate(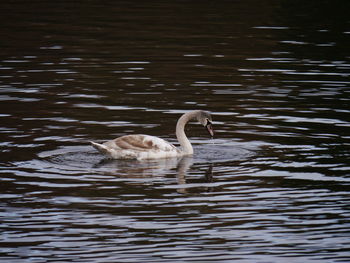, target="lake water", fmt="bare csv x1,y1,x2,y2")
1,1,350,262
